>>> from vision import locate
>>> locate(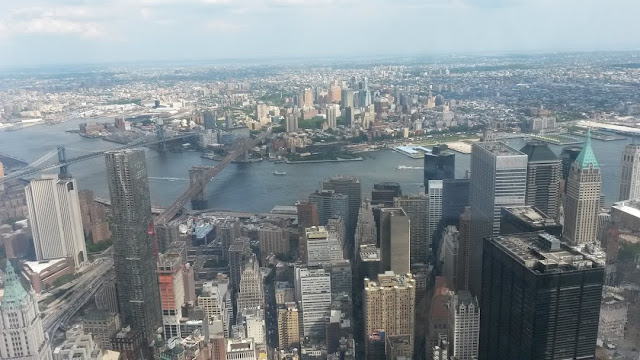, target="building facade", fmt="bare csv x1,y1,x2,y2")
423,145,455,188
563,131,602,245
277,302,300,350
157,254,185,340
448,291,479,360
379,208,411,275
105,149,162,347
520,142,561,219
394,195,428,267
618,142,640,201
25,176,87,268
294,266,332,339
0,262,53,360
